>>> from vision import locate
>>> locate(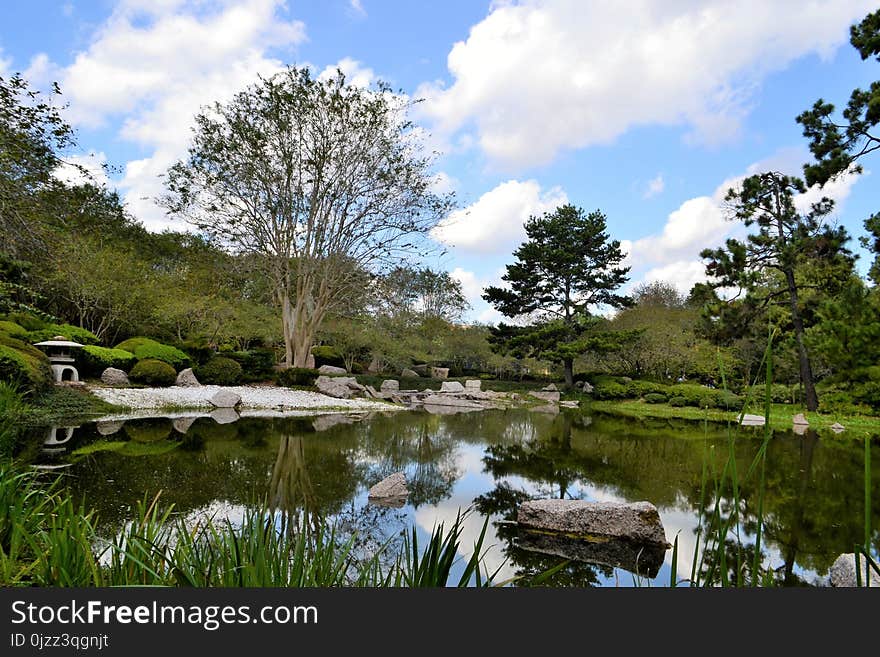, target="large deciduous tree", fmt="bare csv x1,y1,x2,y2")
700,172,853,411
164,66,451,367
483,205,631,386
